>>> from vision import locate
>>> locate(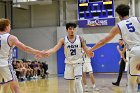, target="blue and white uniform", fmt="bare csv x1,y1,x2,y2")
117,17,140,93
0,33,16,83
64,35,83,79
83,47,93,73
